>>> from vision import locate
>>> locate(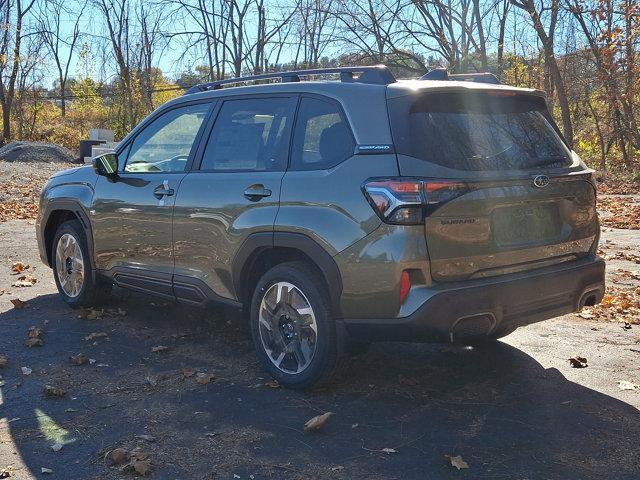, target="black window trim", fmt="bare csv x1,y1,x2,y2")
114,98,217,175
193,93,299,174
287,93,356,172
